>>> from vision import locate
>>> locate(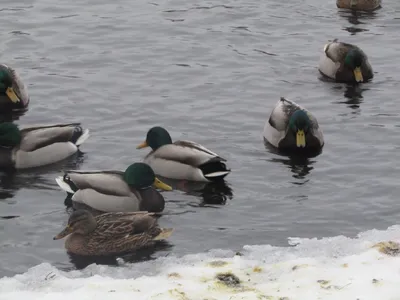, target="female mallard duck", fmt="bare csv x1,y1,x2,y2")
55,162,172,214
0,64,29,112
136,126,231,182
336,0,381,11
318,39,373,83
0,122,89,169
53,209,173,256
263,97,324,152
